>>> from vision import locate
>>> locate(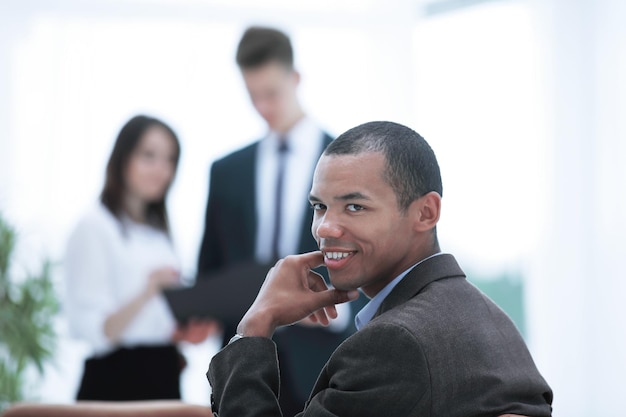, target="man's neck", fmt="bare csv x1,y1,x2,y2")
275,109,305,135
